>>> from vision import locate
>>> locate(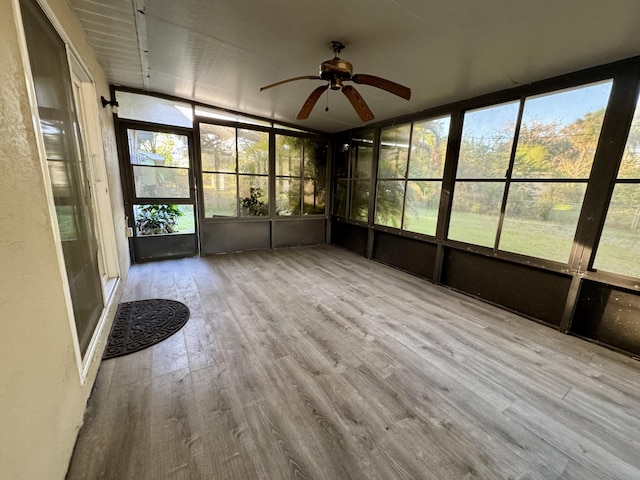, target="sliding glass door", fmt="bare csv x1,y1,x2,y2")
20,0,104,355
